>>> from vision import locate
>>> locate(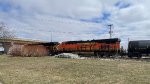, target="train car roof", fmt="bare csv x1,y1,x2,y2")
63,38,120,44
35,42,59,46
129,40,150,45
130,40,150,42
